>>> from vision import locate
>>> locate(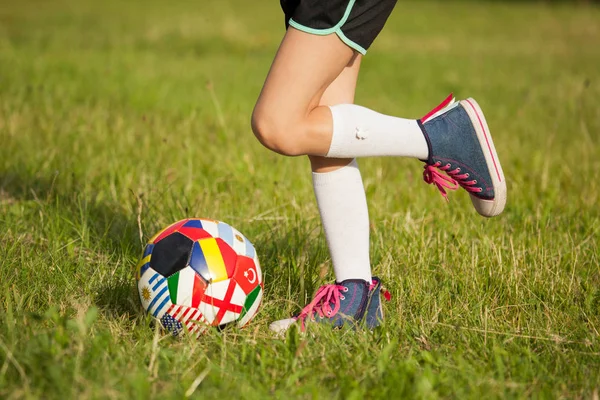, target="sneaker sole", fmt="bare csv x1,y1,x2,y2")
461,98,507,217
